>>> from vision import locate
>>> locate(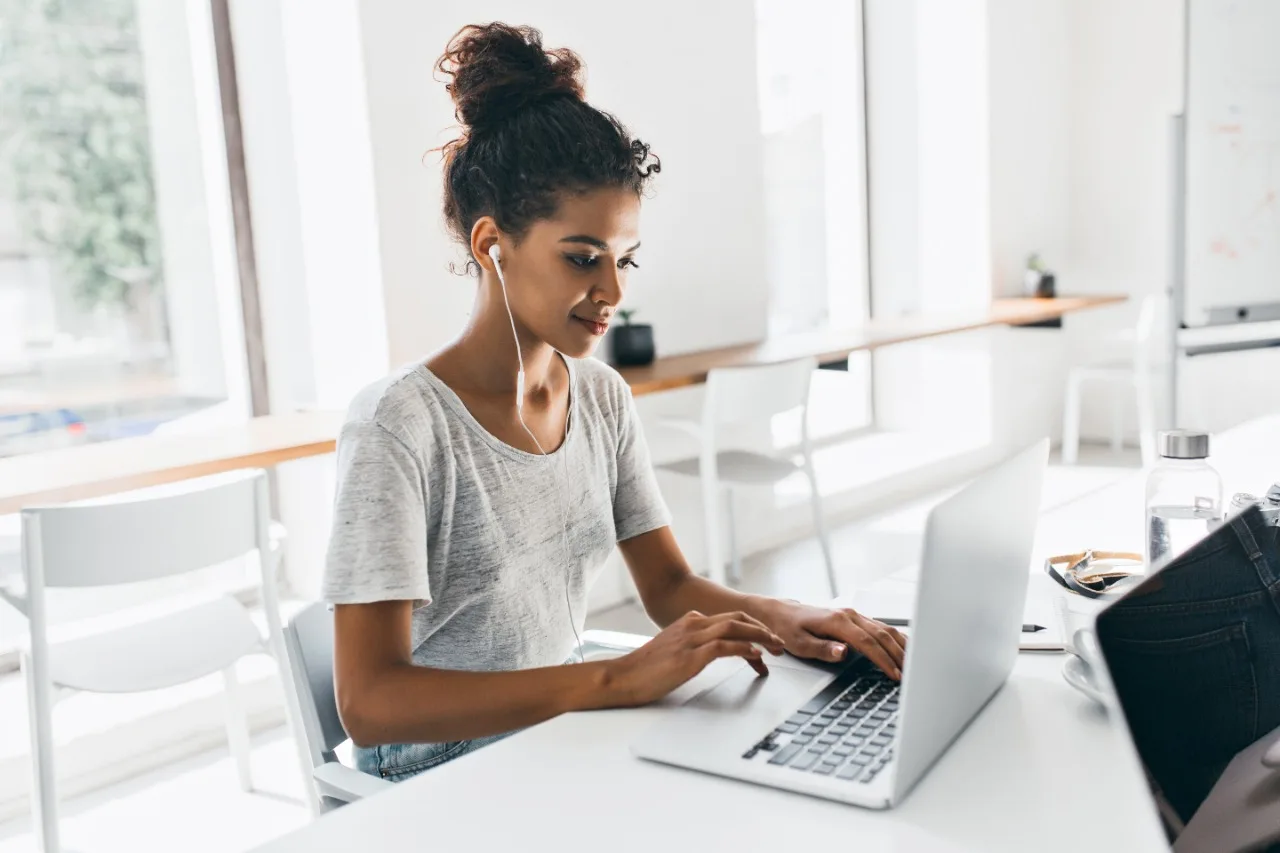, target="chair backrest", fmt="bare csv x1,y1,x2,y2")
21,470,269,589
704,357,817,431
282,601,348,769
1133,294,1160,347
1131,293,1164,370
